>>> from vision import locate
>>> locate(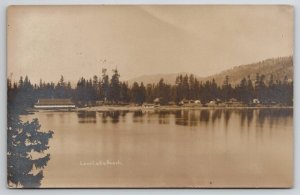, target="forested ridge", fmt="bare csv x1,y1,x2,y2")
8,61,293,111
129,56,293,86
